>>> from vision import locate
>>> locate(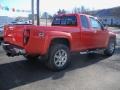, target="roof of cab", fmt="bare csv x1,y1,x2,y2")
56,13,94,18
